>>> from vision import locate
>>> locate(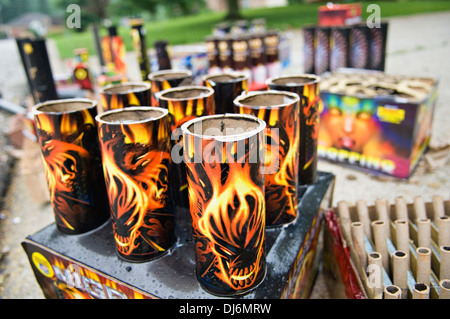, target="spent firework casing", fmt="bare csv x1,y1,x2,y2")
181,114,267,296
33,99,110,235
100,82,151,112
234,91,300,227
96,107,175,262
